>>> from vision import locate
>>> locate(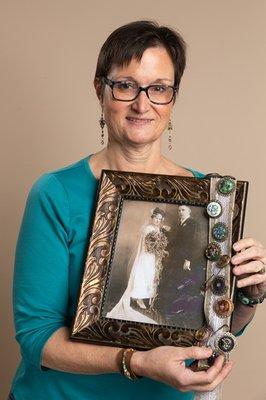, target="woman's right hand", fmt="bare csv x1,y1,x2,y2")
131,346,233,393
